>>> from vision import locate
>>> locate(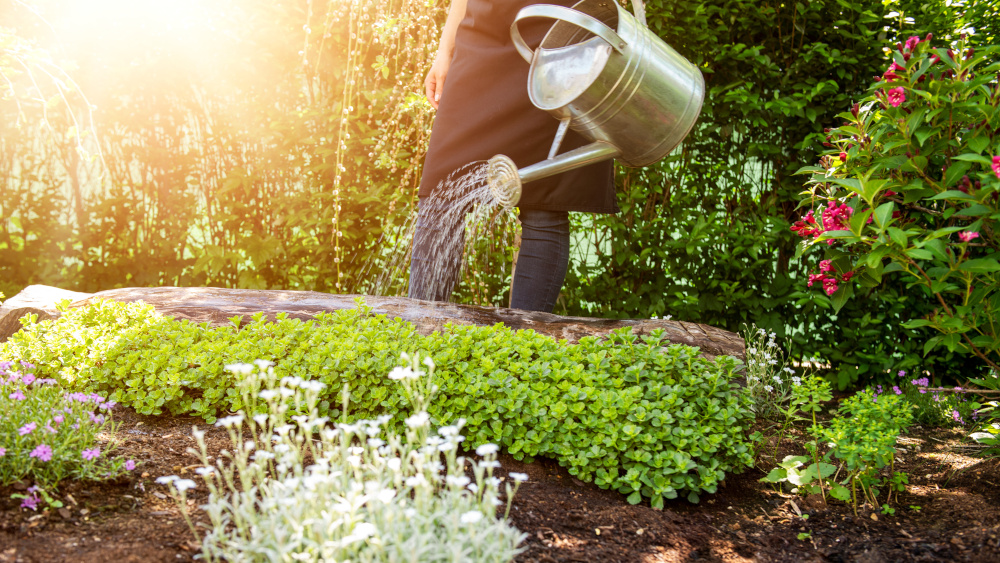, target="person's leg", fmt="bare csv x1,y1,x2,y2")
510,208,570,312
408,198,466,302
